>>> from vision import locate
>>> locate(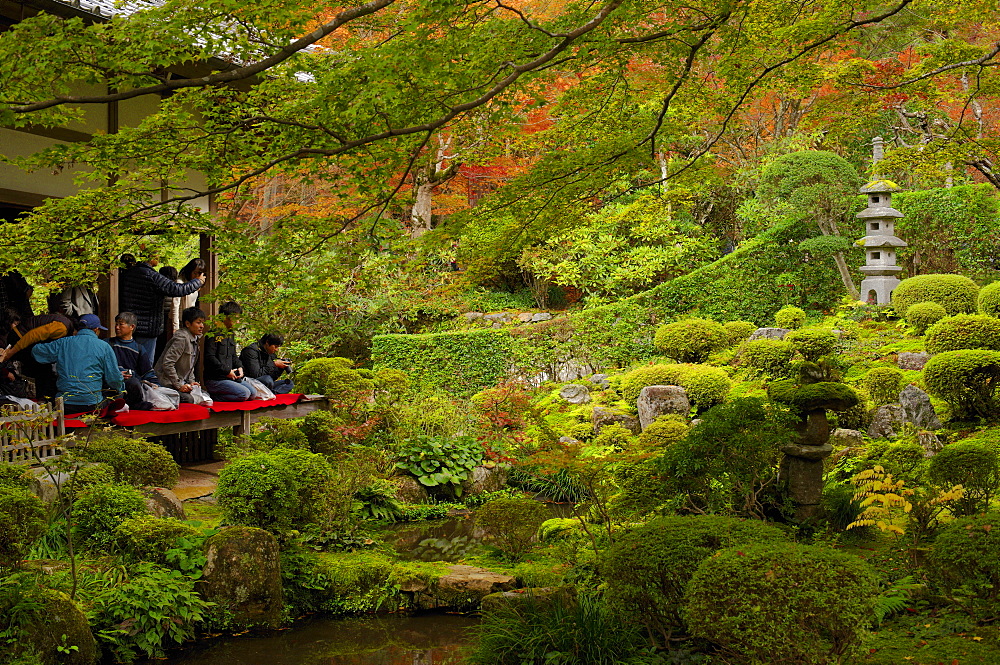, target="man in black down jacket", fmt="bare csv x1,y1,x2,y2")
240,332,294,394
118,254,204,368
